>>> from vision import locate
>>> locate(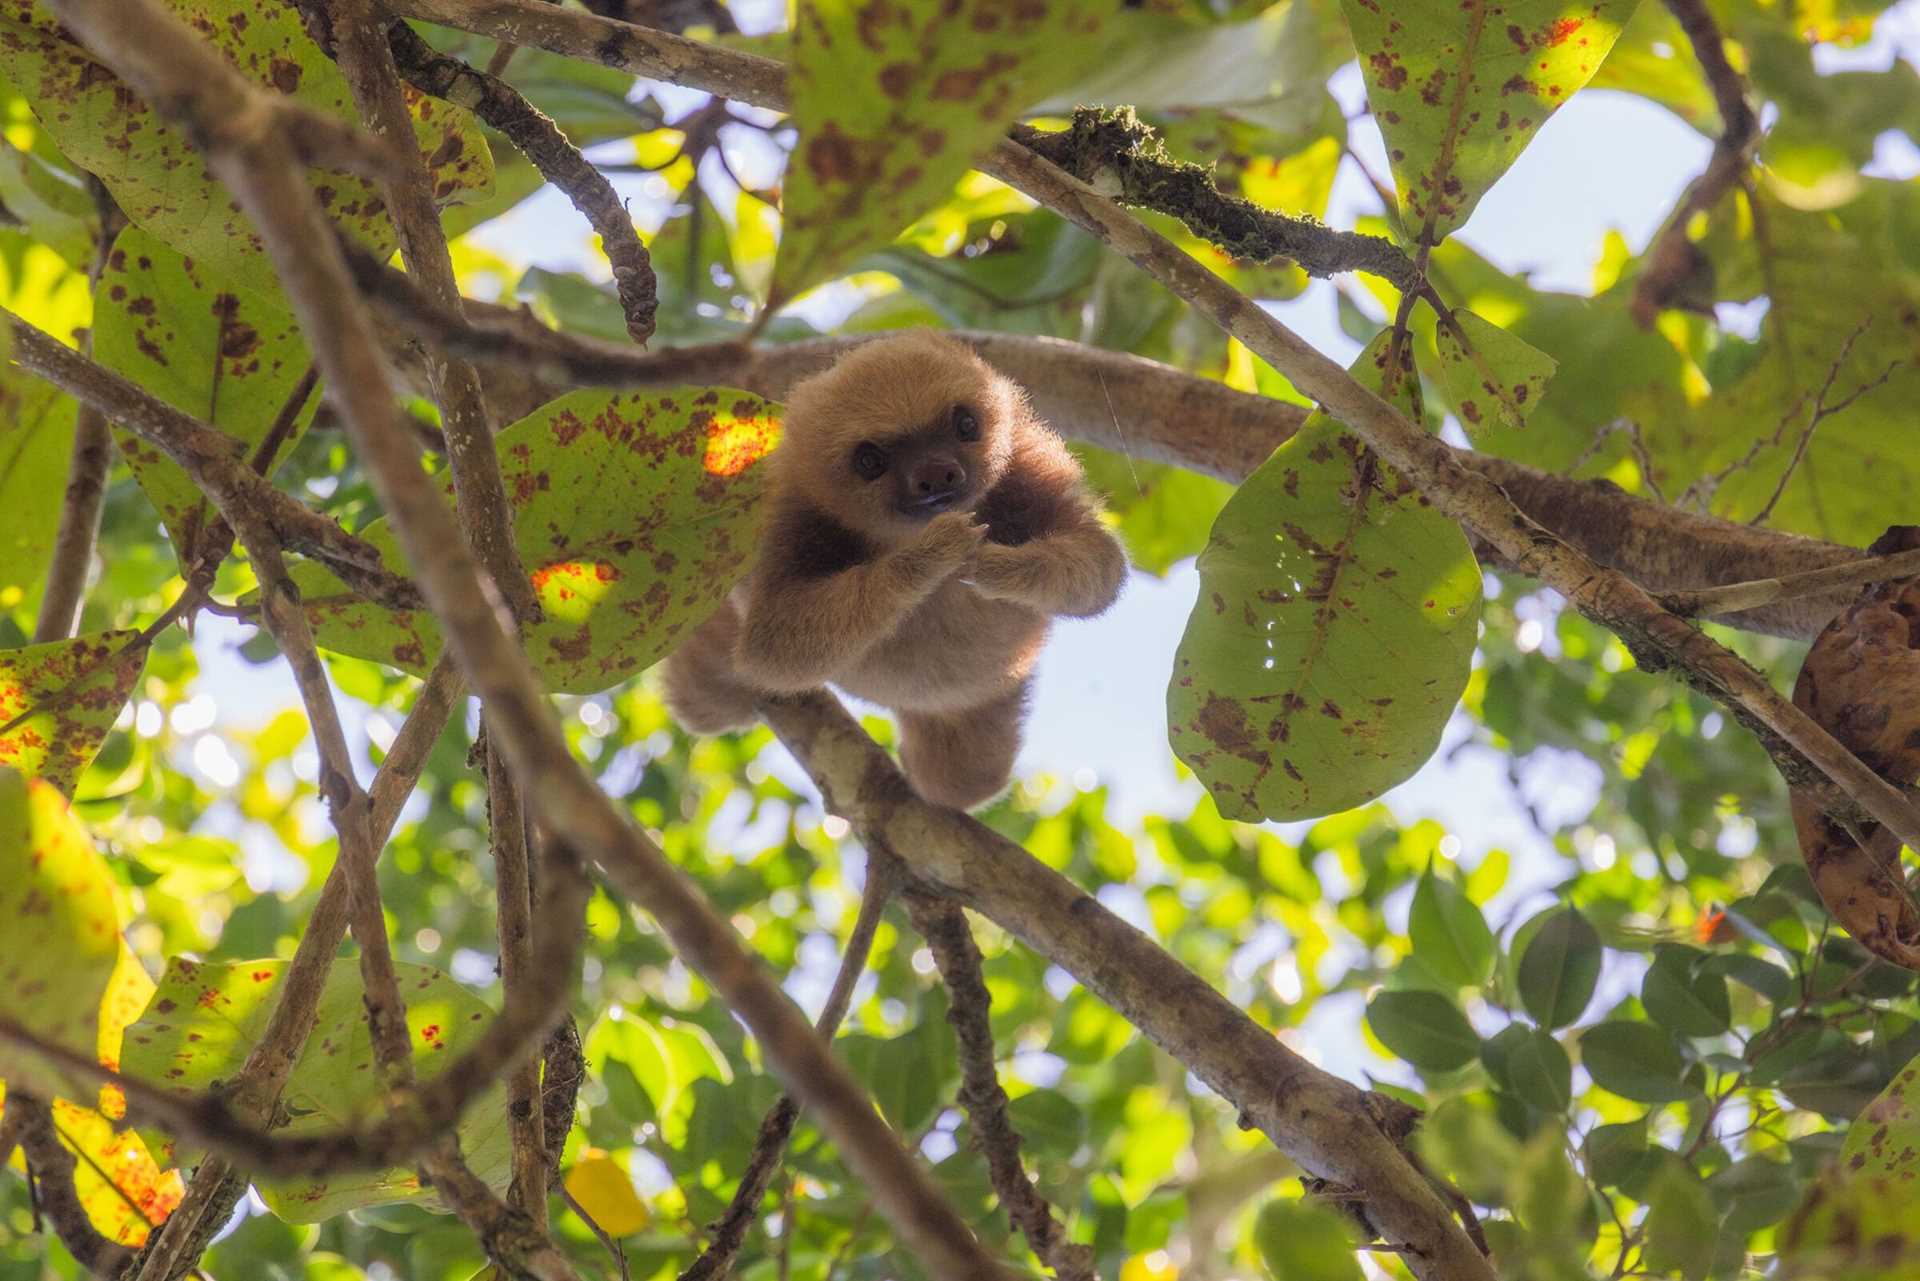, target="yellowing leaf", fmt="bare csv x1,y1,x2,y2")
0,631,147,795
0,767,125,1101
46,1098,183,1247
775,0,1113,301
564,1151,650,1236
1434,308,1558,433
